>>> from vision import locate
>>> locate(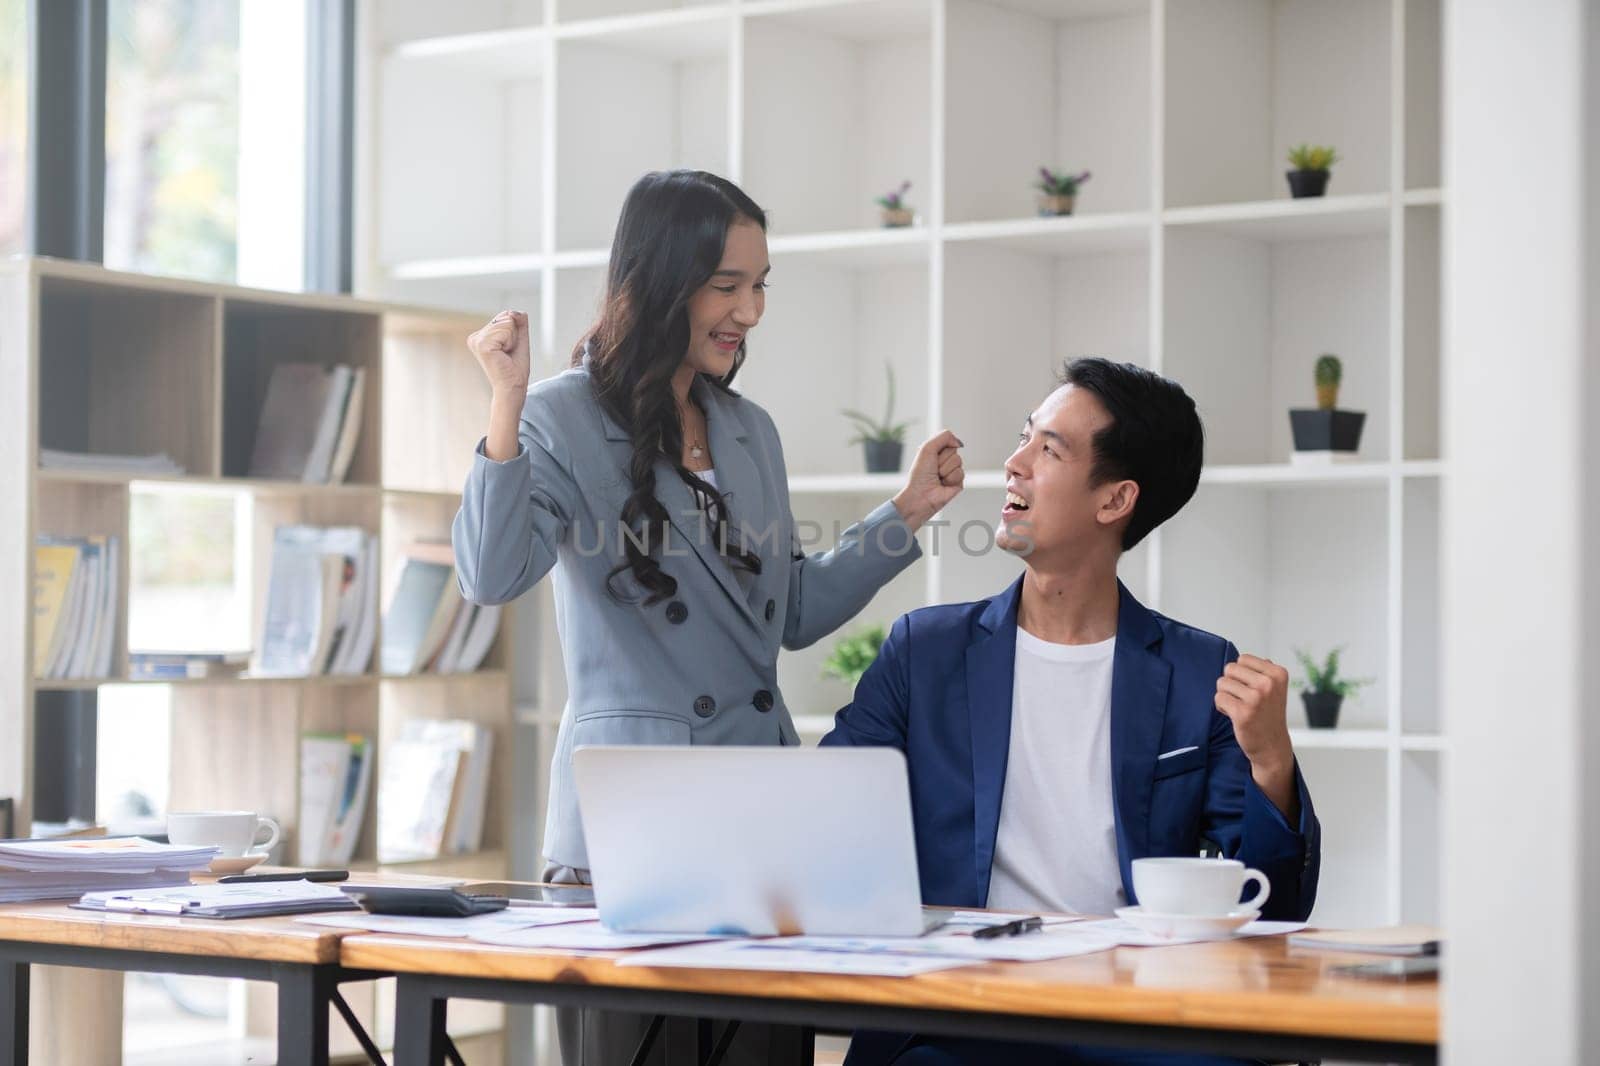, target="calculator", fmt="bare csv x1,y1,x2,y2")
340,884,510,918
